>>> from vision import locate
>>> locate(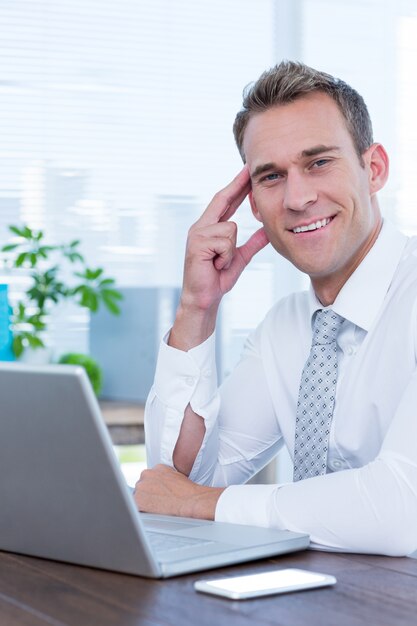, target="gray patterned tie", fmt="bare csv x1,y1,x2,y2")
293,309,345,482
